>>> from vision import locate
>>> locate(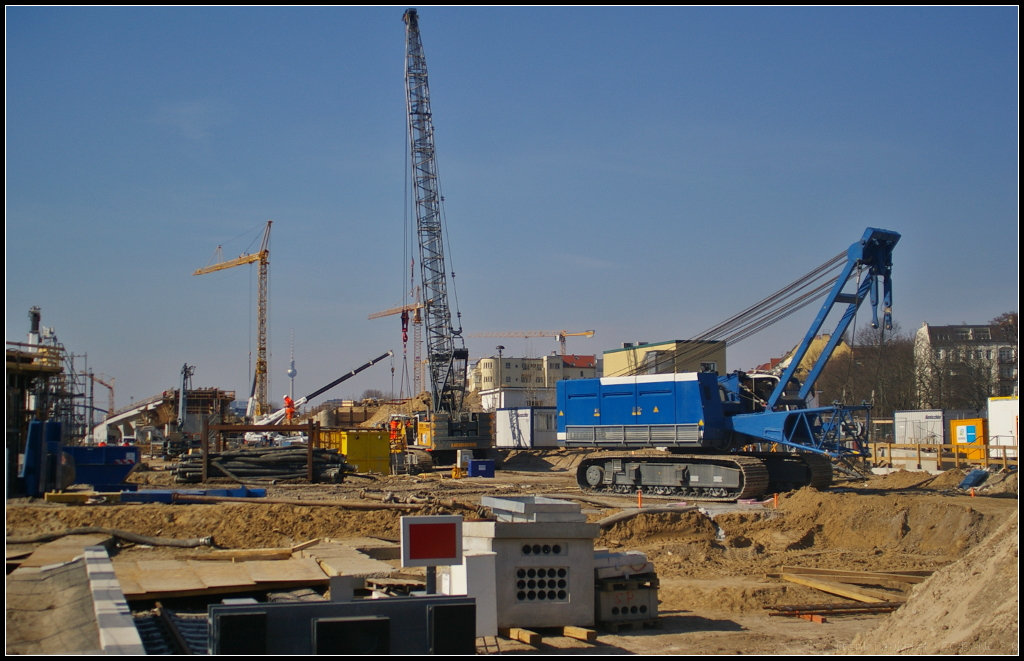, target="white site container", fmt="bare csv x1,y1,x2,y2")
987,396,1019,459
495,407,559,449
894,409,978,445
